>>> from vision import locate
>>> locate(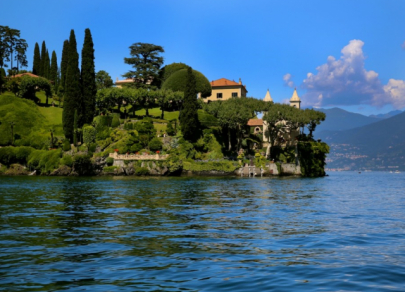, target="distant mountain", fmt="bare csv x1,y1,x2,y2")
314,108,379,136
369,110,403,119
319,111,405,171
